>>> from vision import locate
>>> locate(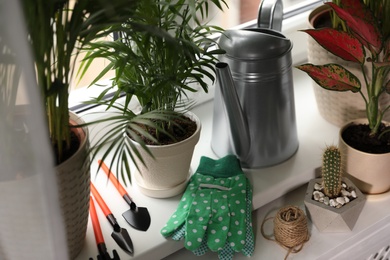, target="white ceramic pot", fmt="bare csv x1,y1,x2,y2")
304,178,365,232
132,111,201,198
56,112,90,259
339,119,390,194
